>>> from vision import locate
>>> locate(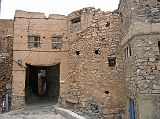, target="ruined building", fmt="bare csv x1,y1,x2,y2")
0,20,13,112
0,0,160,119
